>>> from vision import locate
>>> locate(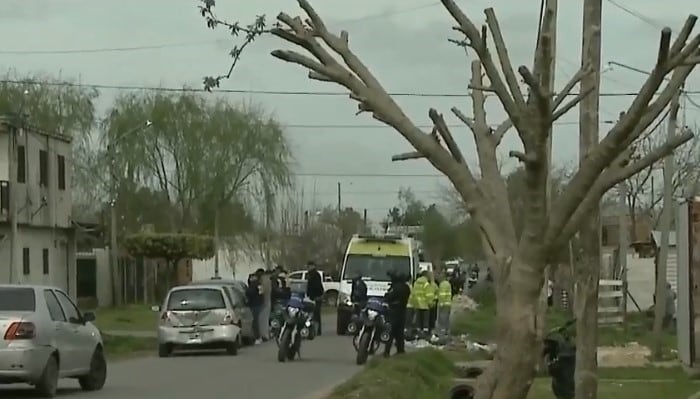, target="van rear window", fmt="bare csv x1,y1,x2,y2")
0,287,36,311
